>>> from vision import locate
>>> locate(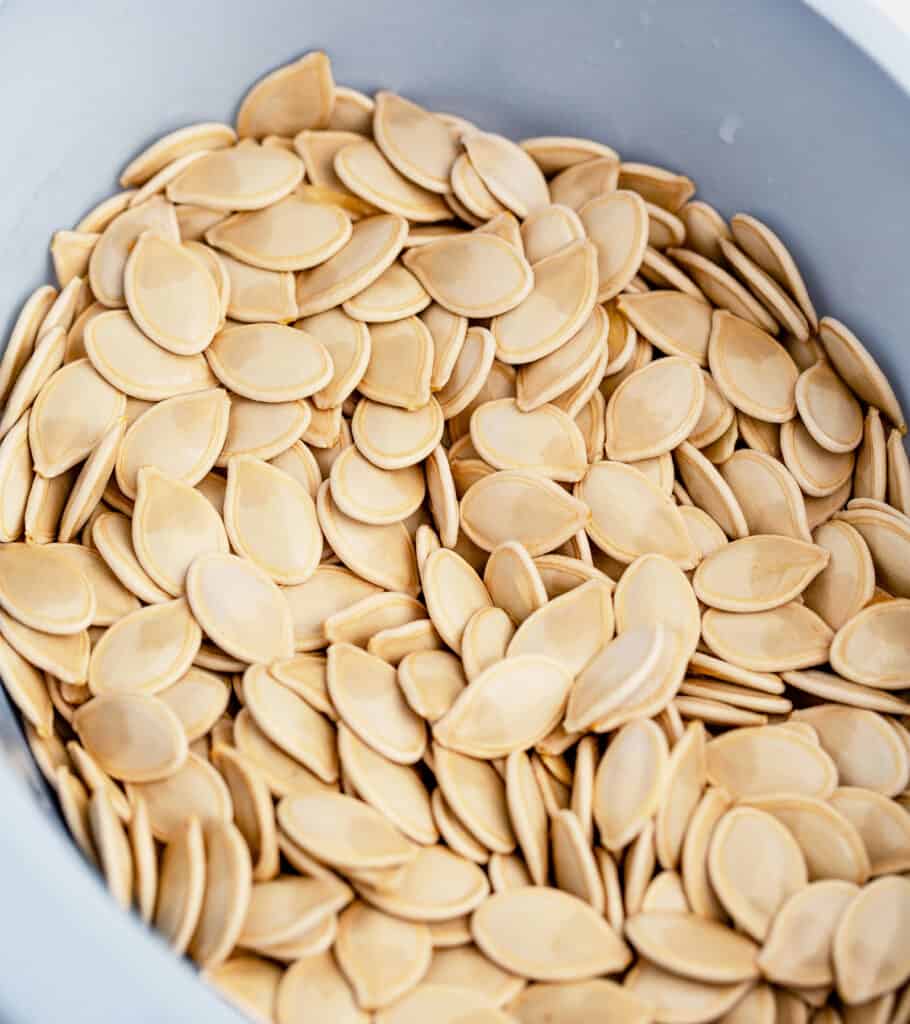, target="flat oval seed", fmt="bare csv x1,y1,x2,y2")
88,789,133,909
328,643,425,764
186,551,294,664
273,949,367,1023
708,311,798,422
239,874,351,949
206,323,331,403
74,694,187,782
282,564,381,652
743,794,870,884
187,819,252,969
508,578,614,683
837,507,910,598
616,291,712,366
829,787,910,876
278,791,413,872
0,325,66,443
471,398,587,482
123,233,219,354
243,664,337,783
338,725,437,845
218,397,309,466
650,715,705,868
373,91,459,193
794,705,909,795
158,668,229,741
629,960,753,1024
461,131,549,218
206,955,282,1022
28,359,125,477
566,624,664,732
577,461,697,568
116,388,230,499
0,632,53,735
89,196,180,307
829,600,910,688
607,357,705,461
708,806,807,940
706,726,838,798
0,608,88,685
354,844,489,922
328,447,425,528
0,285,58,403
461,469,589,556
344,262,430,323
472,887,630,981
335,140,451,222
84,309,216,400
296,214,408,317
796,360,863,454
166,144,303,210
127,752,232,841
576,191,648,301
758,880,859,987
594,718,668,850
398,649,467,723
223,456,320,585
491,240,598,365
516,306,607,413
0,413,33,542
206,194,350,271
702,603,833,672
818,318,905,432
513,979,652,1024
374,984,509,1024
783,668,910,715
833,876,910,1004
0,542,95,635
359,316,433,410
132,467,228,596
781,418,855,498
434,654,573,758
432,744,514,853
694,535,828,612
352,398,444,471
721,449,811,541
520,203,586,265
335,900,432,1011
421,547,491,654
802,520,875,630
504,749,549,885
88,598,201,696
317,481,419,594
403,234,533,318
625,912,759,983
